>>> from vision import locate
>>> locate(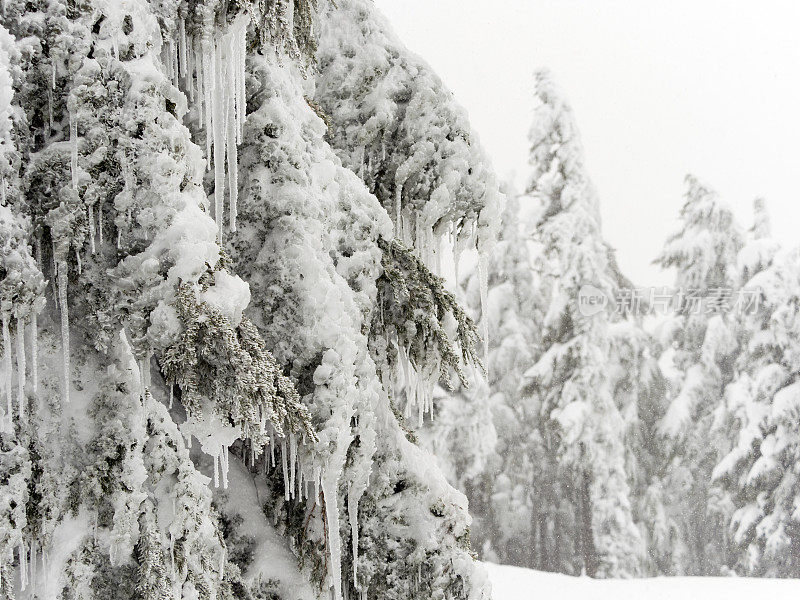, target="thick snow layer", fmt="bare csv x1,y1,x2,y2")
484,562,800,600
